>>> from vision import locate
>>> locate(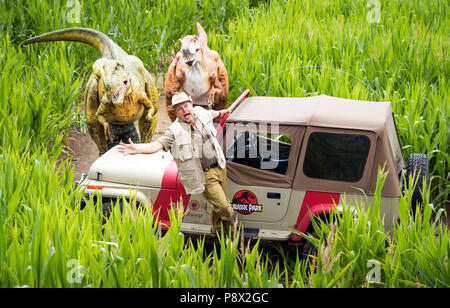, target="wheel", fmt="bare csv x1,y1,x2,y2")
101,198,123,224
405,153,428,213
301,230,319,261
